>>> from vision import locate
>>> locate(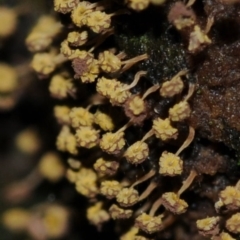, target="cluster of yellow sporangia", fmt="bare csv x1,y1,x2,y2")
27,0,218,238
167,0,212,53
194,180,240,239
